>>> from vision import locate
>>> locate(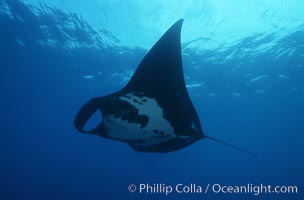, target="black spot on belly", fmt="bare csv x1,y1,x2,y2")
122,94,131,99
120,111,149,128
133,99,143,104
103,97,149,128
